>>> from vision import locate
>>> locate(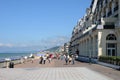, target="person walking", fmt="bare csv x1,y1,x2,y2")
48,55,51,63
43,55,47,64
71,55,75,64
31,55,34,63
60,55,64,60
65,55,69,65
69,56,72,64
39,56,43,64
